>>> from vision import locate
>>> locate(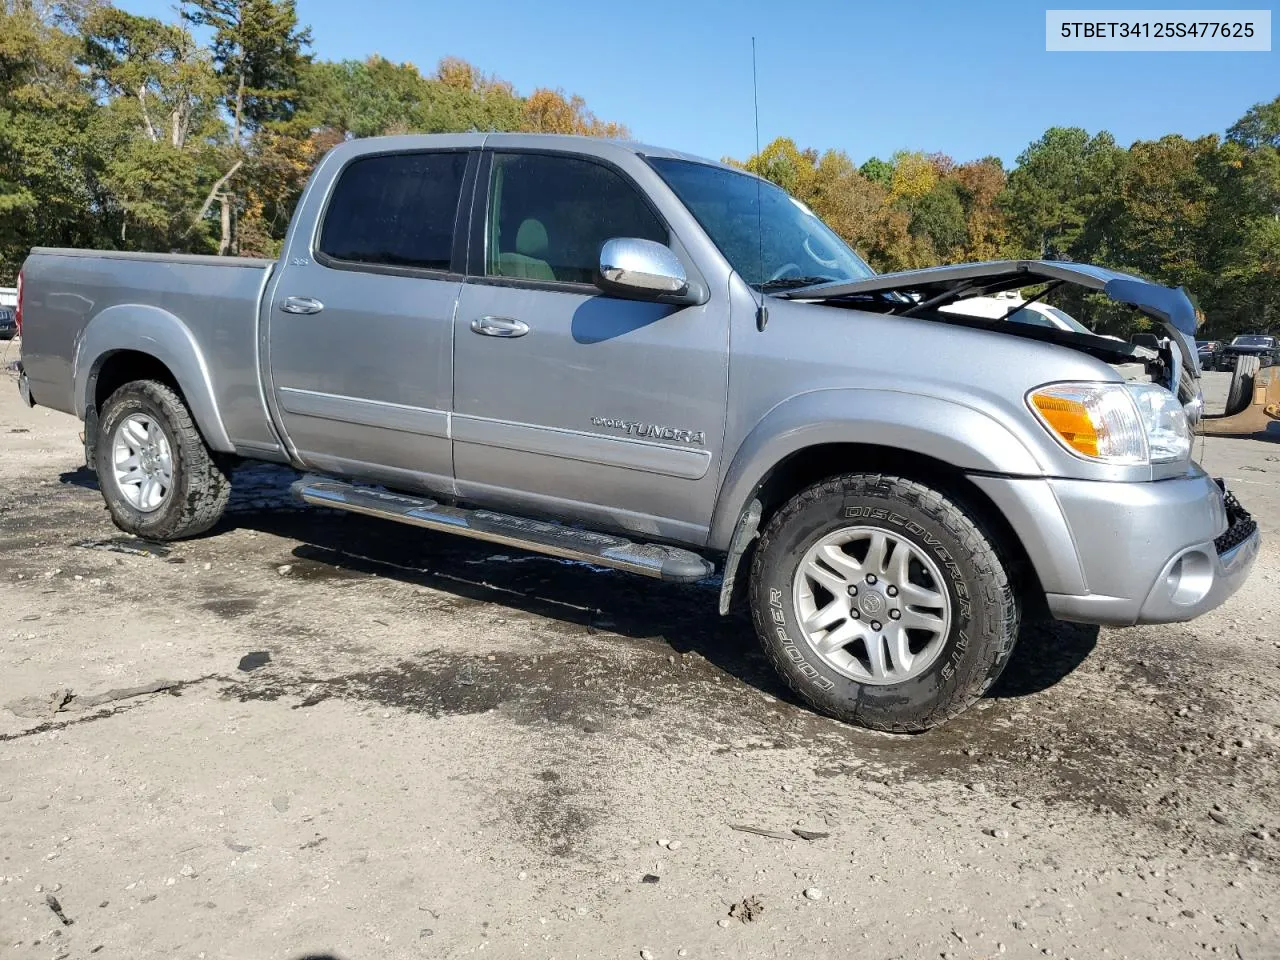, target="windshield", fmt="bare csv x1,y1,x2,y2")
648,157,875,290
1040,305,1093,334
1233,335,1274,346
1006,305,1093,335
